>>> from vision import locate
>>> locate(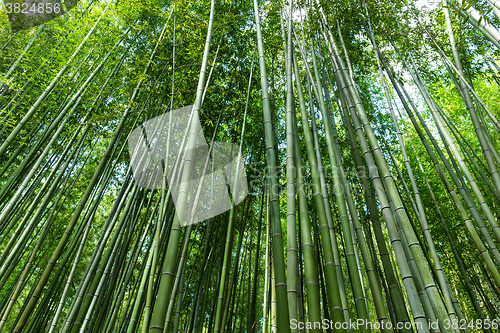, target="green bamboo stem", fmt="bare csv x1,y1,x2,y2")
406,3,500,134
291,46,346,329
253,0,290,331
366,17,460,327
13,19,165,331
322,71,391,332
294,28,348,321
416,154,490,329
381,57,500,289
0,122,90,330
317,8,438,330
326,67,411,330
284,2,298,329
290,48,324,333
397,65,500,268
262,190,270,333
148,3,214,331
